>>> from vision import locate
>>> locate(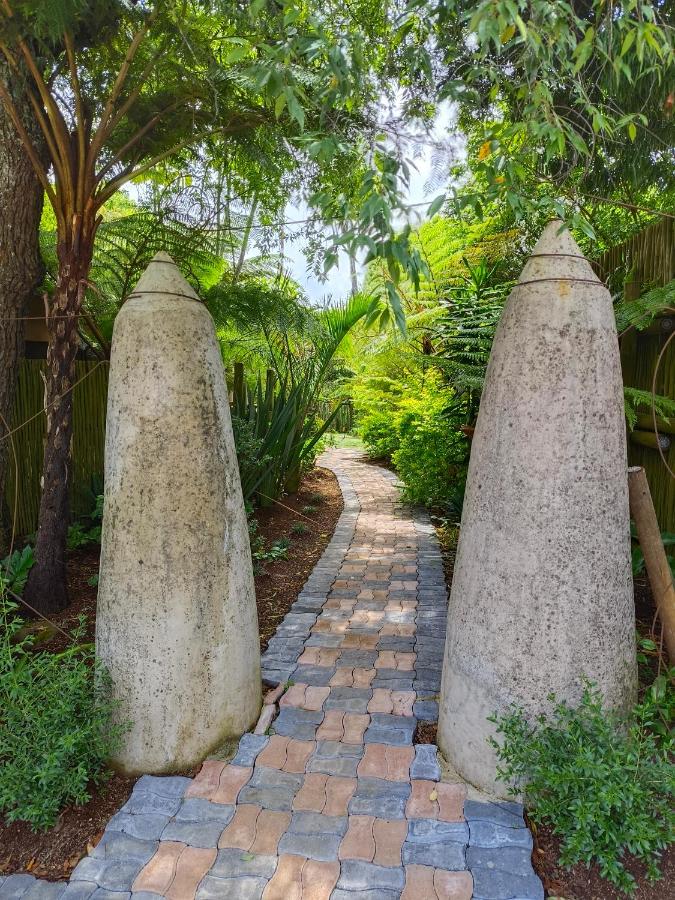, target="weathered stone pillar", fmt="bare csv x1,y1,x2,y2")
438,222,636,795
96,253,261,774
